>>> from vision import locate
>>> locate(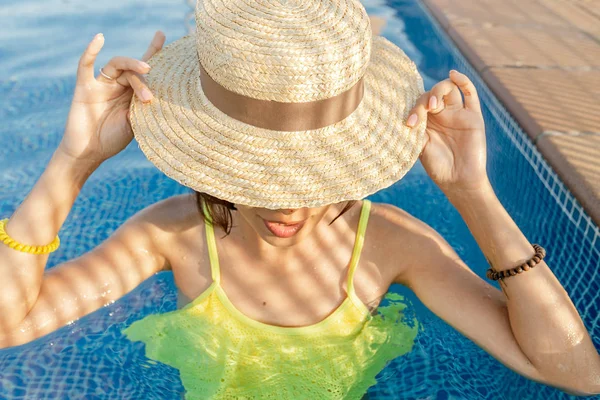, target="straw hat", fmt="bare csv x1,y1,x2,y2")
130,0,427,209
